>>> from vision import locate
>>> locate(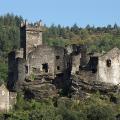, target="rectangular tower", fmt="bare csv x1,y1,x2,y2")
20,20,43,59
